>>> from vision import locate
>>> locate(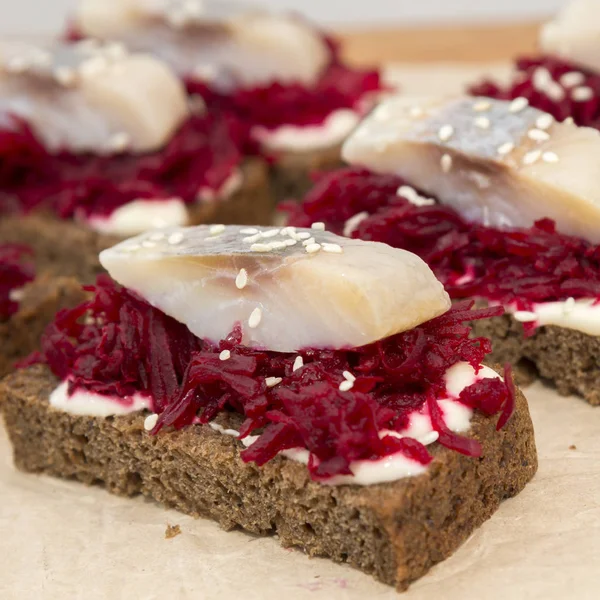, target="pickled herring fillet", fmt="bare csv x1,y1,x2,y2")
342,95,600,243
99,224,450,352
0,40,188,153
74,0,330,90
